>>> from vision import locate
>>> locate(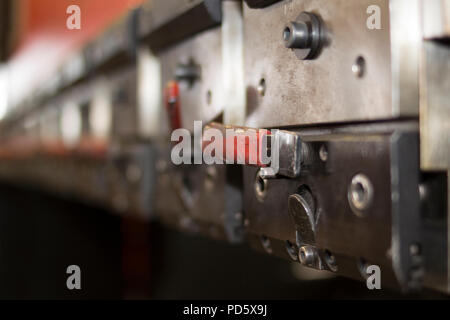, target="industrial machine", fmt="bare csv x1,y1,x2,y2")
0,0,448,296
